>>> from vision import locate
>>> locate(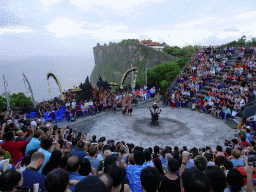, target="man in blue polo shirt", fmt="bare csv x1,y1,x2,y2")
25,130,43,155
71,141,87,161
22,151,46,192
